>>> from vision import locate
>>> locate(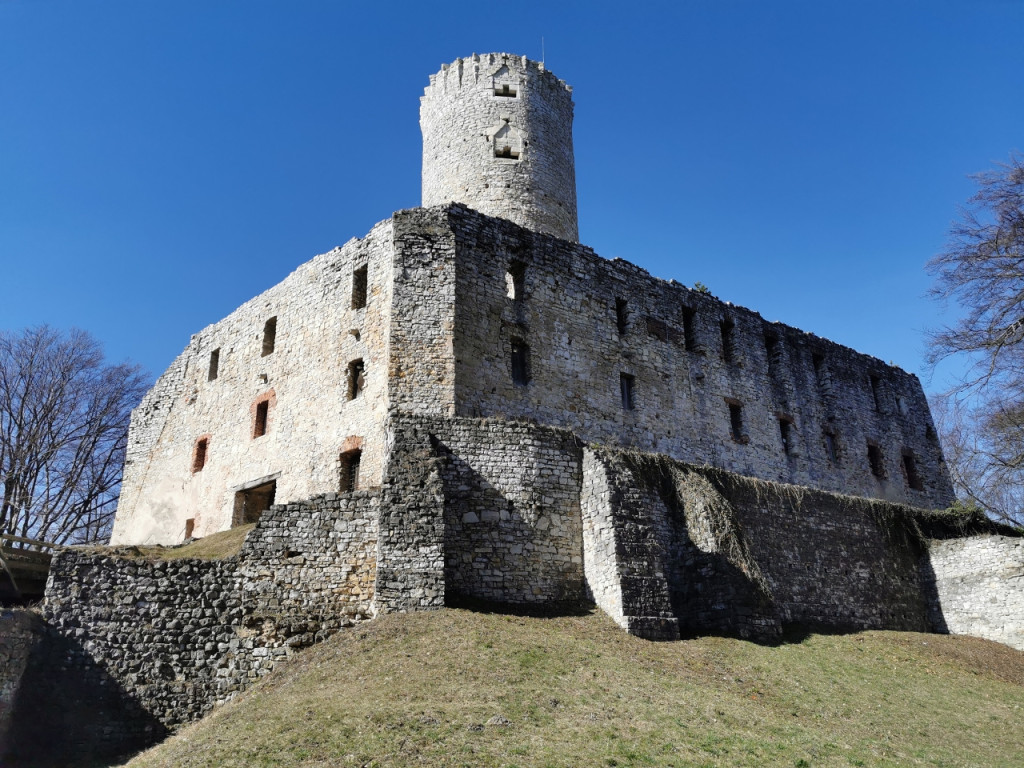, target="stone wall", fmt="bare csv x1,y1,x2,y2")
112,219,396,545
0,610,42,759
924,535,1024,651
446,205,952,509
421,53,578,242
